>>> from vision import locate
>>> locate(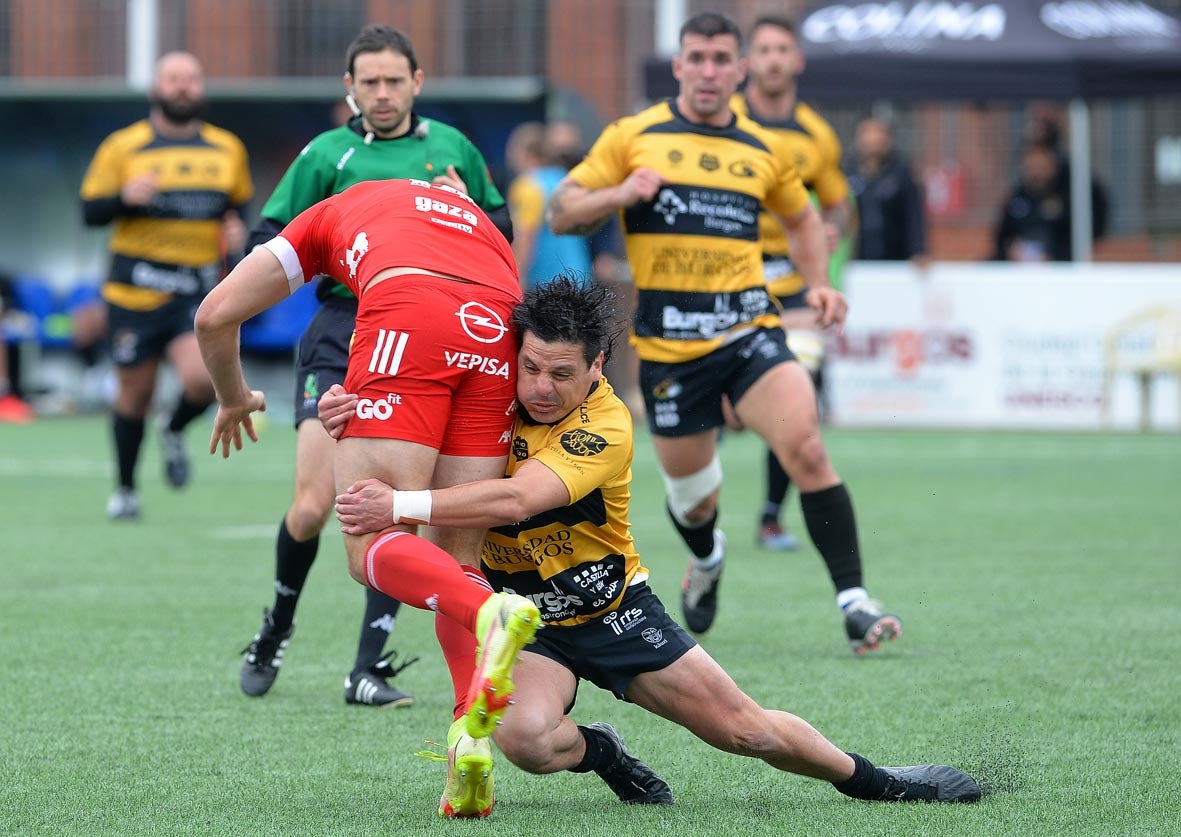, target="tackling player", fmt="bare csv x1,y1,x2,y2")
324,277,982,810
